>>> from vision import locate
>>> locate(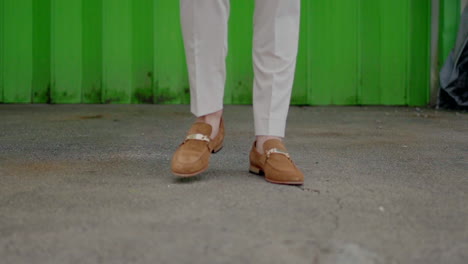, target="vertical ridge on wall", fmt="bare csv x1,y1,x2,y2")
32,0,51,103
153,1,188,105
102,0,132,103
2,0,33,103
335,0,359,105
309,0,359,105
0,0,4,103
291,0,309,105
226,1,254,105
51,0,102,104
379,0,409,105
101,0,154,104
359,0,382,104
309,0,330,104
132,0,153,104
82,0,102,103
51,0,82,103
408,0,431,106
